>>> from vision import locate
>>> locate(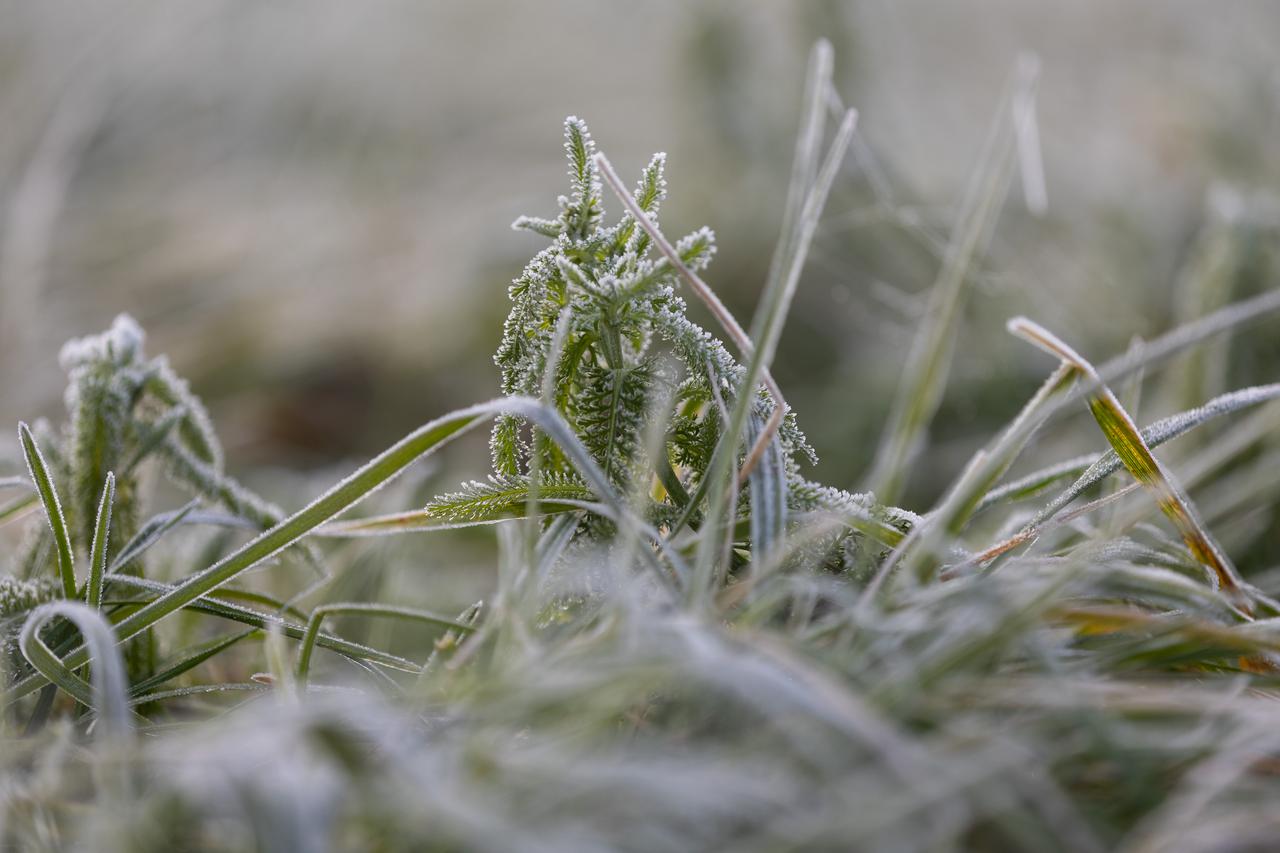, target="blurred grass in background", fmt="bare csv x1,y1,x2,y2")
2,0,1278,509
